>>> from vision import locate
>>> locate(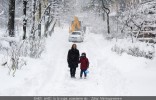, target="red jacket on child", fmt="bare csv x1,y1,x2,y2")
79,56,89,70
